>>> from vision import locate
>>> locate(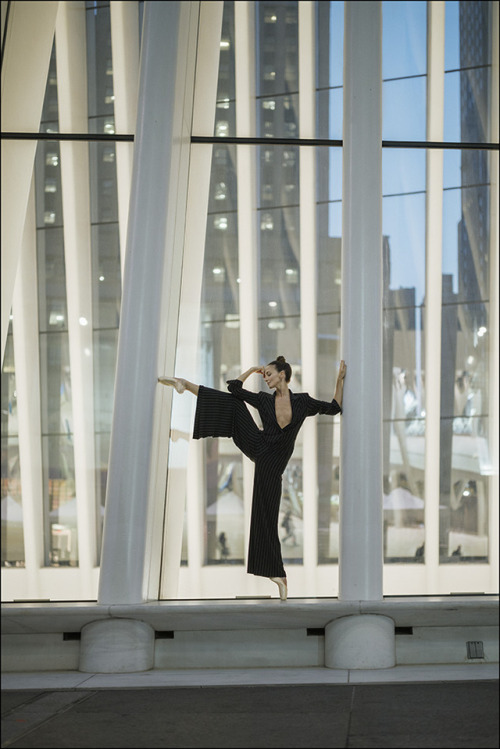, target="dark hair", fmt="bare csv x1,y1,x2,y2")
268,355,292,383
